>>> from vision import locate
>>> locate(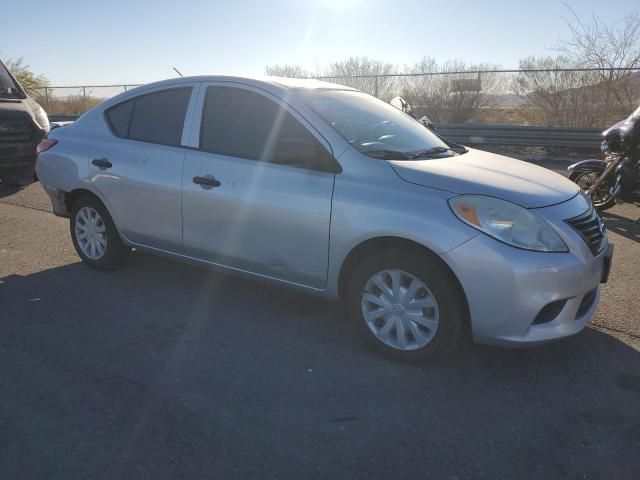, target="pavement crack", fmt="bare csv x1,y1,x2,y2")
591,322,640,341
0,200,52,214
